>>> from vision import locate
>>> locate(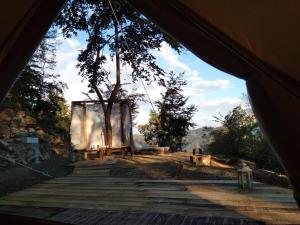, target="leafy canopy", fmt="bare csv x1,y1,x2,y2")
139,72,197,149
55,0,182,90
208,105,284,172
7,29,70,136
